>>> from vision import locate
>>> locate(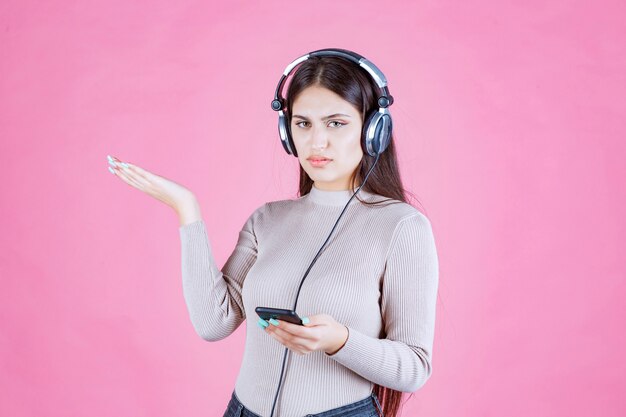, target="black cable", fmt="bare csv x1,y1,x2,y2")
268,152,382,417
